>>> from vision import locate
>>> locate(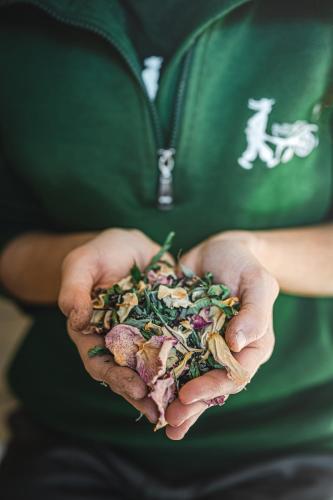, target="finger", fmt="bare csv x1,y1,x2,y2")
179,332,274,404
178,245,202,275
58,250,97,329
123,394,158,424
123,229,175,269
161,251,175,267
165,397,208,428
179,369,235,405
225,269,279,352
166,409,206,440
69,324,147,400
